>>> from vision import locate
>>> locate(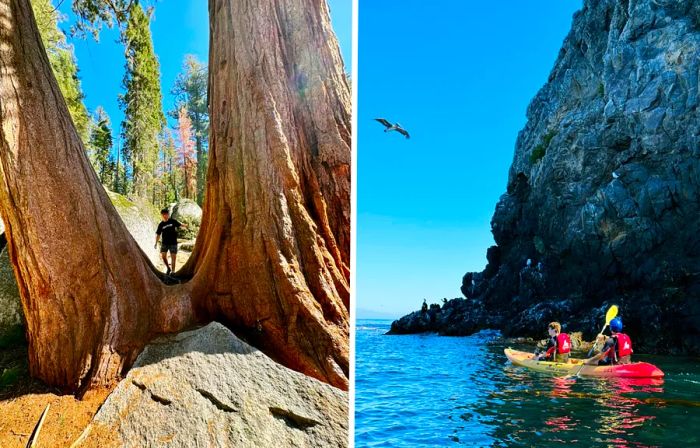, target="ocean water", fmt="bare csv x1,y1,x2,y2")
355,319,700,447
